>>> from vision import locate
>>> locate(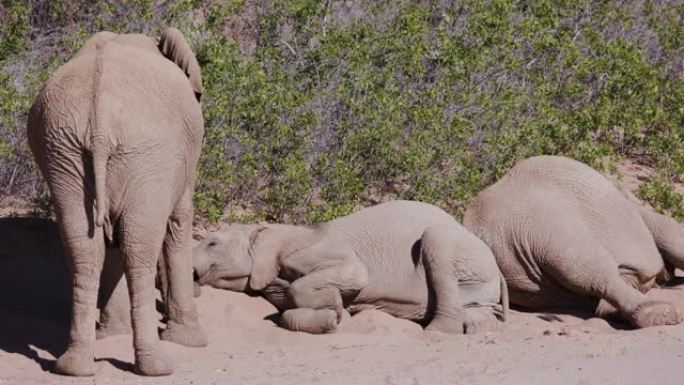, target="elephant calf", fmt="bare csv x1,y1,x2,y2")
193,200,508,334
464,155,684,328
